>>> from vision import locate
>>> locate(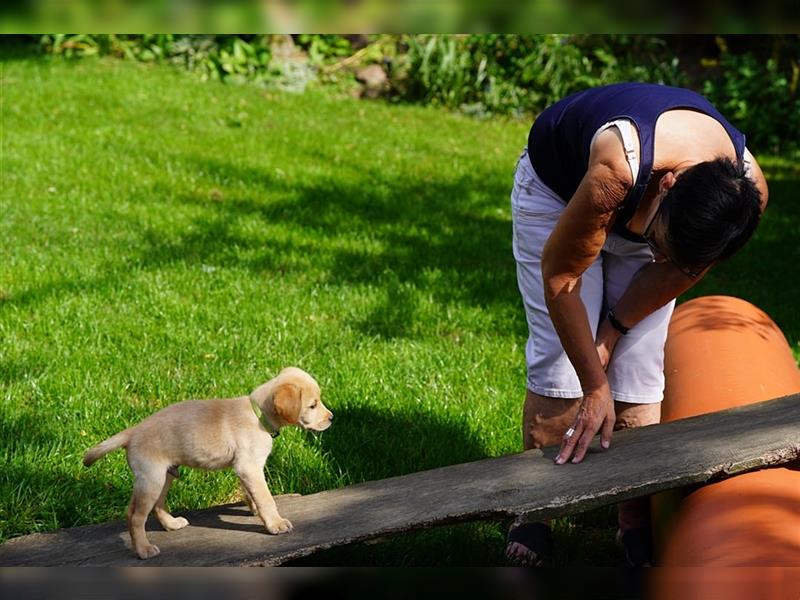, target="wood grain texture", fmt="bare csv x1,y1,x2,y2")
2,393,798,566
